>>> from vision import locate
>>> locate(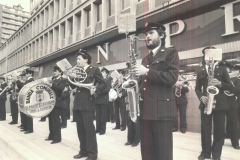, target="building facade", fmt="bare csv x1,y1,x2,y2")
0,4,30,46
0,0,239,132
